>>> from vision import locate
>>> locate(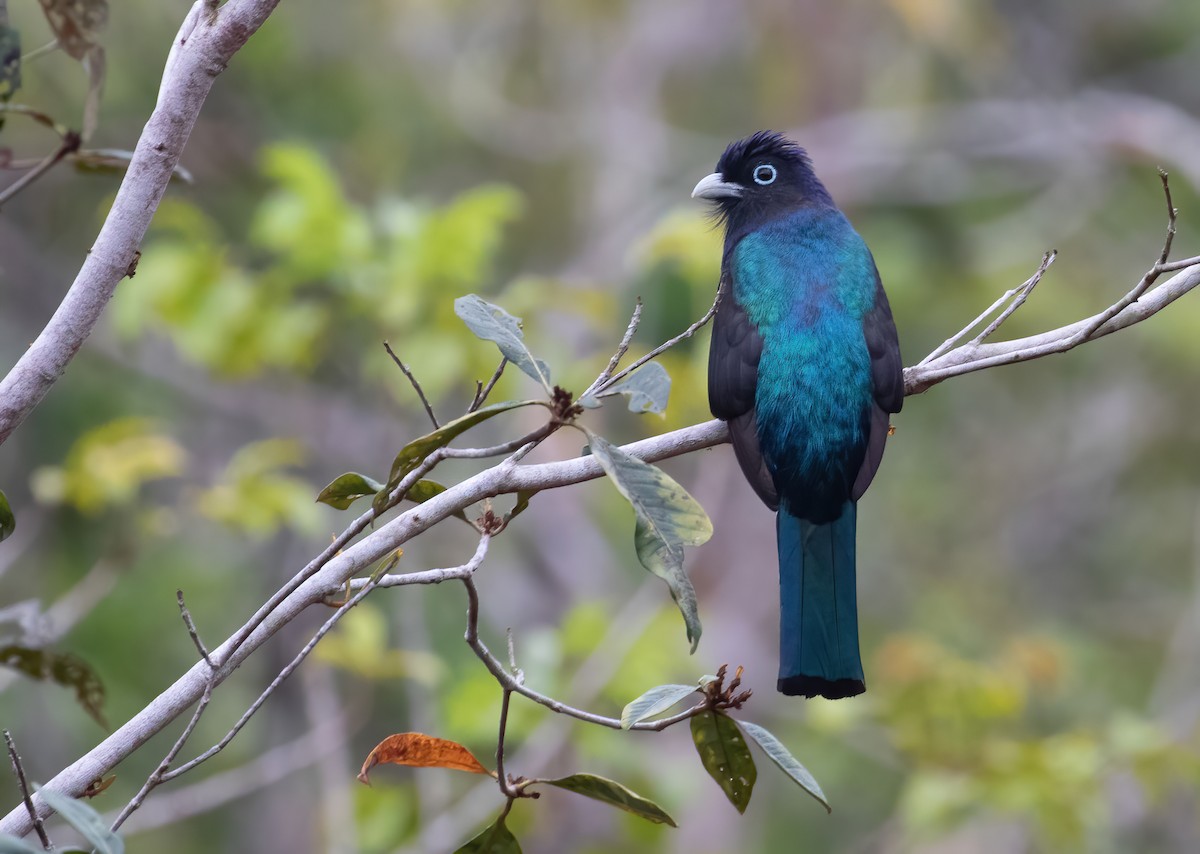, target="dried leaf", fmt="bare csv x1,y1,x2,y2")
0,644,106,727
358,733,493,784
36,0,108,61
